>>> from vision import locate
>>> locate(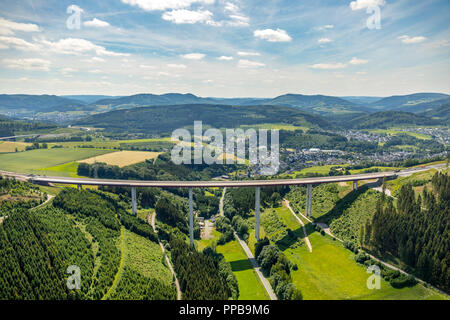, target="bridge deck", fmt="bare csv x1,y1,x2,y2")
23,171,397,188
